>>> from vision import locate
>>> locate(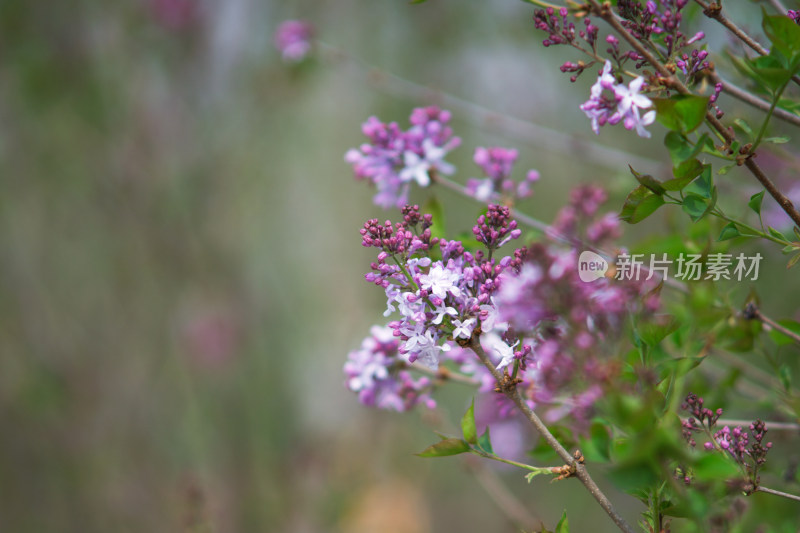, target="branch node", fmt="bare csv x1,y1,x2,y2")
493,368,523,394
